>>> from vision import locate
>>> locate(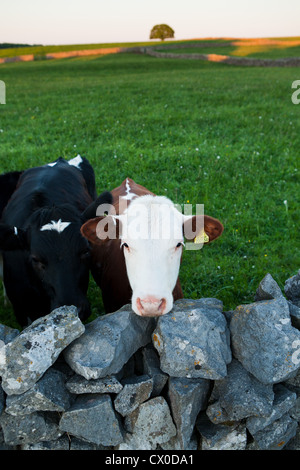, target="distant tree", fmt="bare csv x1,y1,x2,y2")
150,24,175,41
